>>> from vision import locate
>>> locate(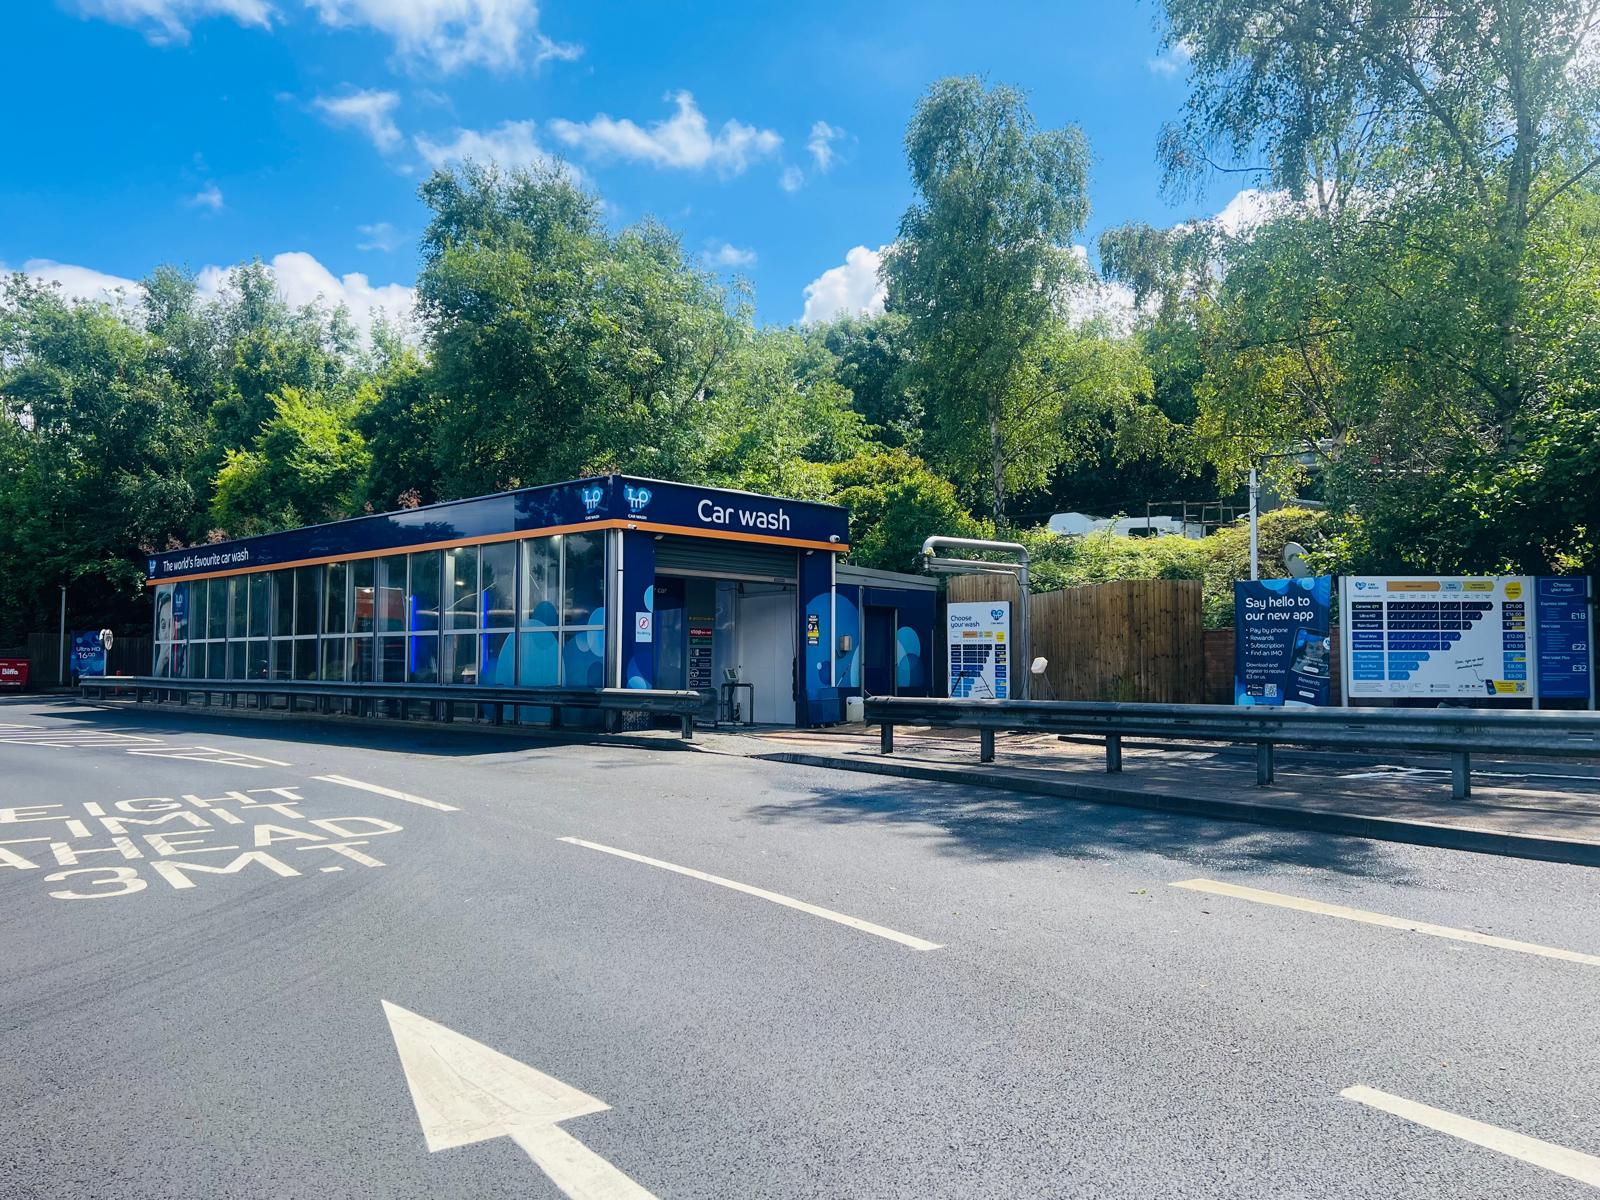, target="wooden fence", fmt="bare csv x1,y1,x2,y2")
946,575,1205,703
0,633,151,688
